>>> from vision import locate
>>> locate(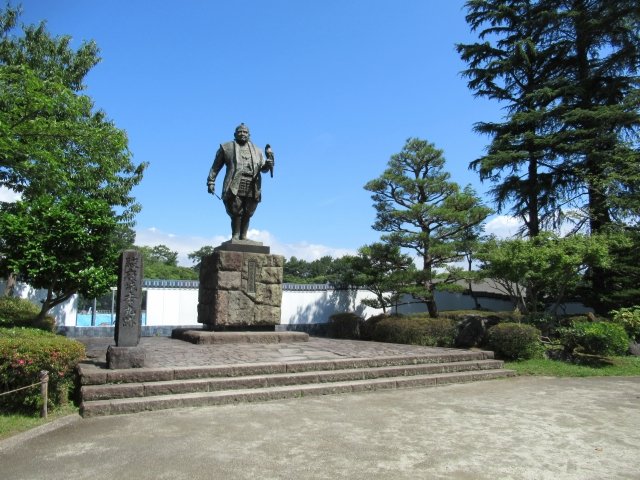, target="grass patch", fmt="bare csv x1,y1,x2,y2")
0,404,78,440
506,356,640,377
